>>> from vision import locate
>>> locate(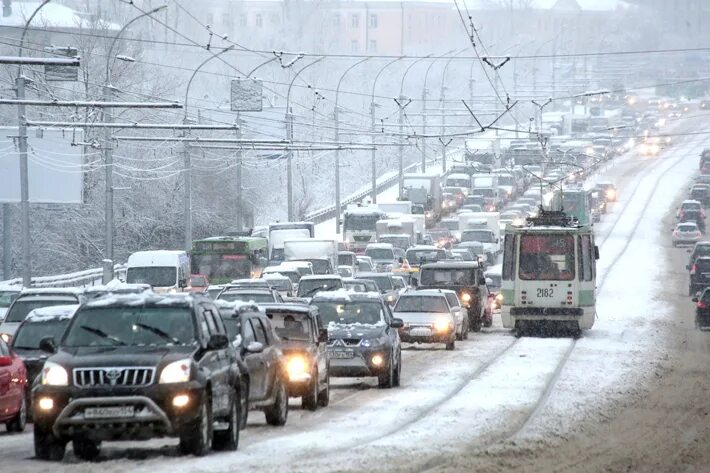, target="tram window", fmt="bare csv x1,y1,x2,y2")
502,234,516,280
519,234,575,281
579,235,593,281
